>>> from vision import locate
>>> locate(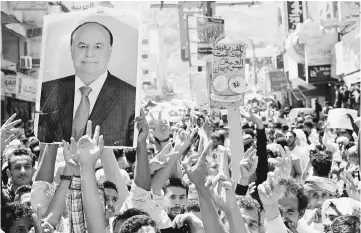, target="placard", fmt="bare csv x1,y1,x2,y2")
268,70,287,92
211,43,246,102
35,8,142,148
327,108,358,130
178,1,206,62
188,16,225,67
